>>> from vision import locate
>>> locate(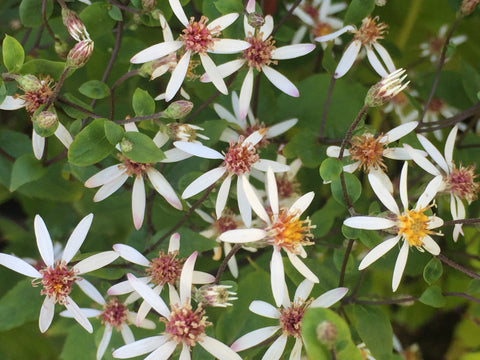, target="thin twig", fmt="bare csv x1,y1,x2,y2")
318,75,336,140
57,96,102,118
443,218,480,226
42,0,58,42
437,253,480,280
443,292,480,305
338,239,354,287
215,244,242,284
